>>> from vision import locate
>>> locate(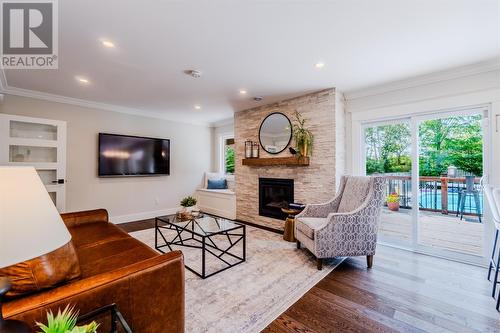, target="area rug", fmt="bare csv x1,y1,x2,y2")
130,225,343,333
